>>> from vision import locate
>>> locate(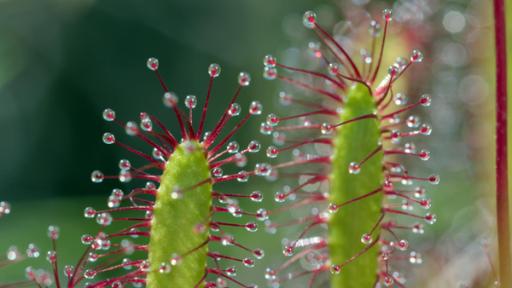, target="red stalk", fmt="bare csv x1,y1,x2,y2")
493,0,511,286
